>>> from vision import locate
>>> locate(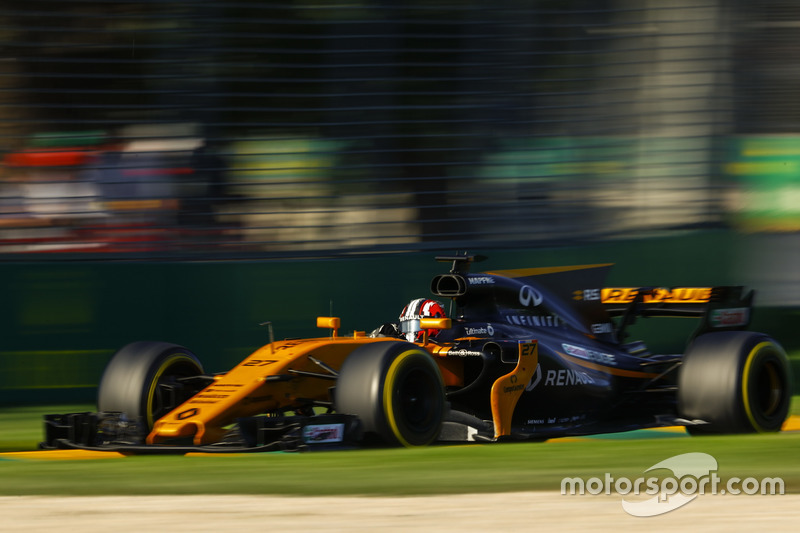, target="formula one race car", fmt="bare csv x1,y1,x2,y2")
42,254,794,452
